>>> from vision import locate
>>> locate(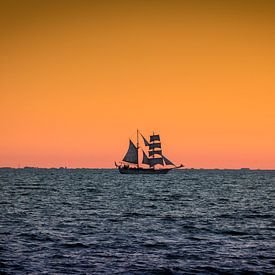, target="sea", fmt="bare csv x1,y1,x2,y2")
0,168,274,274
